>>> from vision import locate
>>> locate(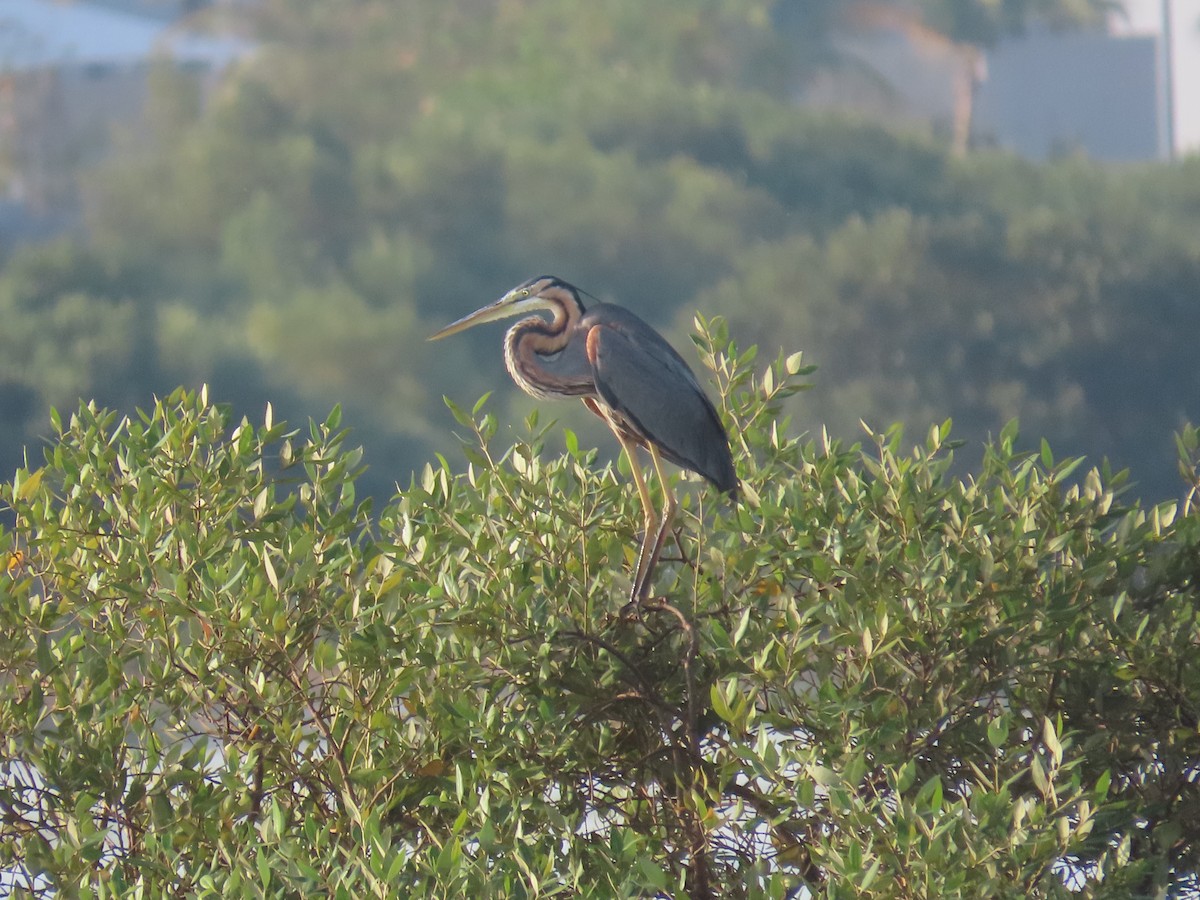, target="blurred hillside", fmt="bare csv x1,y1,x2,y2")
1,0,1198,501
